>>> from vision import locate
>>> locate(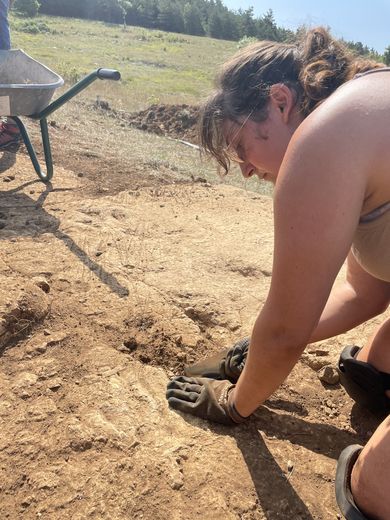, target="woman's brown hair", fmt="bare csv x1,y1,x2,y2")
200,27,383,173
